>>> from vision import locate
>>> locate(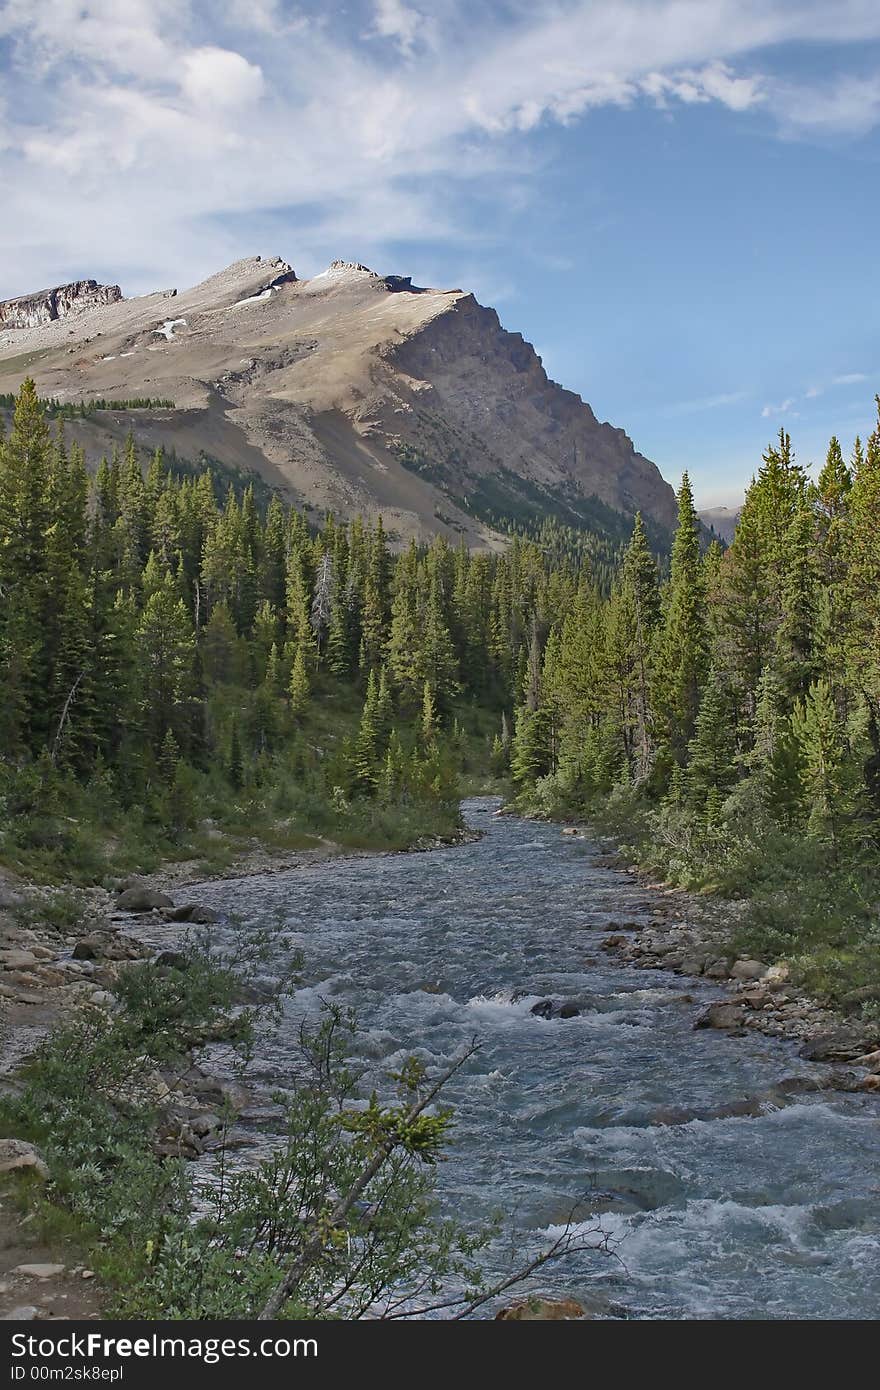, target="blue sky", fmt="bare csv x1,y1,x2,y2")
1,2,878,505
